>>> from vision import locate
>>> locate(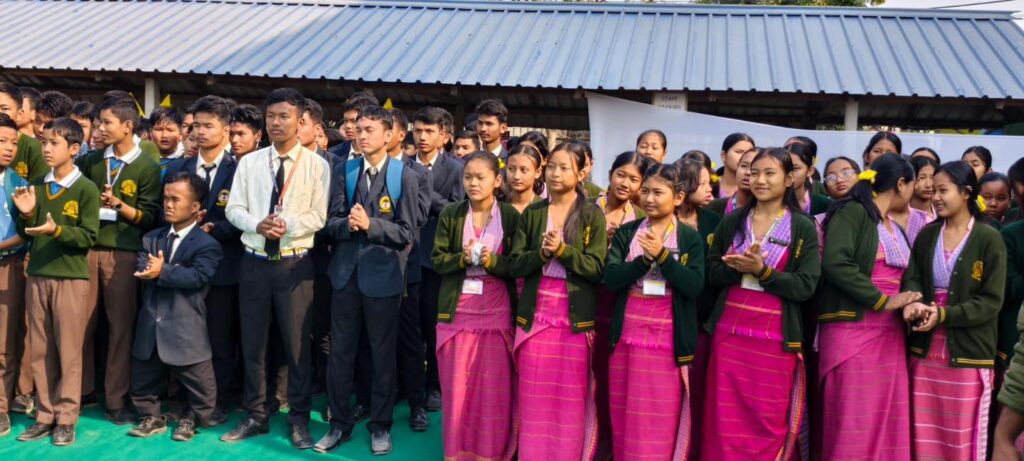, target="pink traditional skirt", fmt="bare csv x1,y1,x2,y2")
515,276,598,461
701,286,805,461
818,259,911,461
609,291,690,461
437,275,516,461
909,291,993,461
